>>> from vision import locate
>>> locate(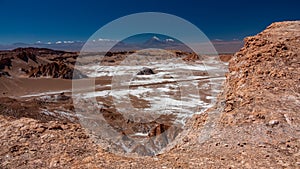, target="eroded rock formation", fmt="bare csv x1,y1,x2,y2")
221,21,300,127
28,62,87,79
